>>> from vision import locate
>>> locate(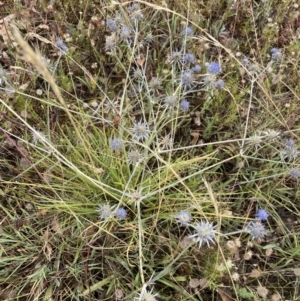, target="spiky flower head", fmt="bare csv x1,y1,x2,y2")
148,77,162,92
97,204,114,220
136,288,158,301
159,134,174,150
105,33,118,52
270,48,282,61
182,52,195,65
181,26,193,36
109,137,123,152
120,26,131,42
285,139,295,149
129,190,143,208
131,120,150,141
115,207,127,220
127,150,144,165
206,61,221,75
180,70,195,88
107,19,118,31
168,50,182,64
193,64,201,73
290,168,300,179
163,94,178,109
280,139,299,161
245,221,266,240
55,38,68,52
216,79,224,89
31,129,48,145
189,220,217,248
175,210,192,226
144,32,154,44
180,99,190,112
256,209,269,221
247,132,263,149
263,129,280,140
